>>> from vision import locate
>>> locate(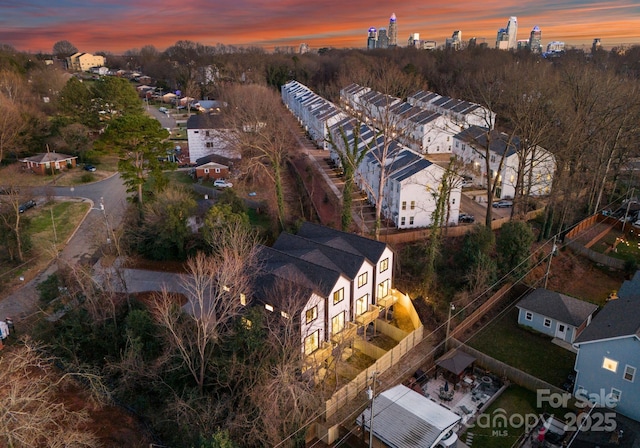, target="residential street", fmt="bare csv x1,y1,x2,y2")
0,173,128,324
